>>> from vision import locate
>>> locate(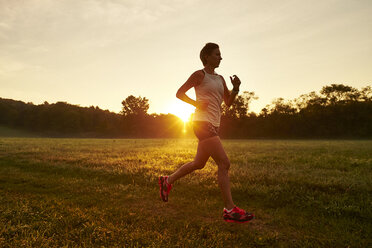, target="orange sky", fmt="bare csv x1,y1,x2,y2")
1,0,371,119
